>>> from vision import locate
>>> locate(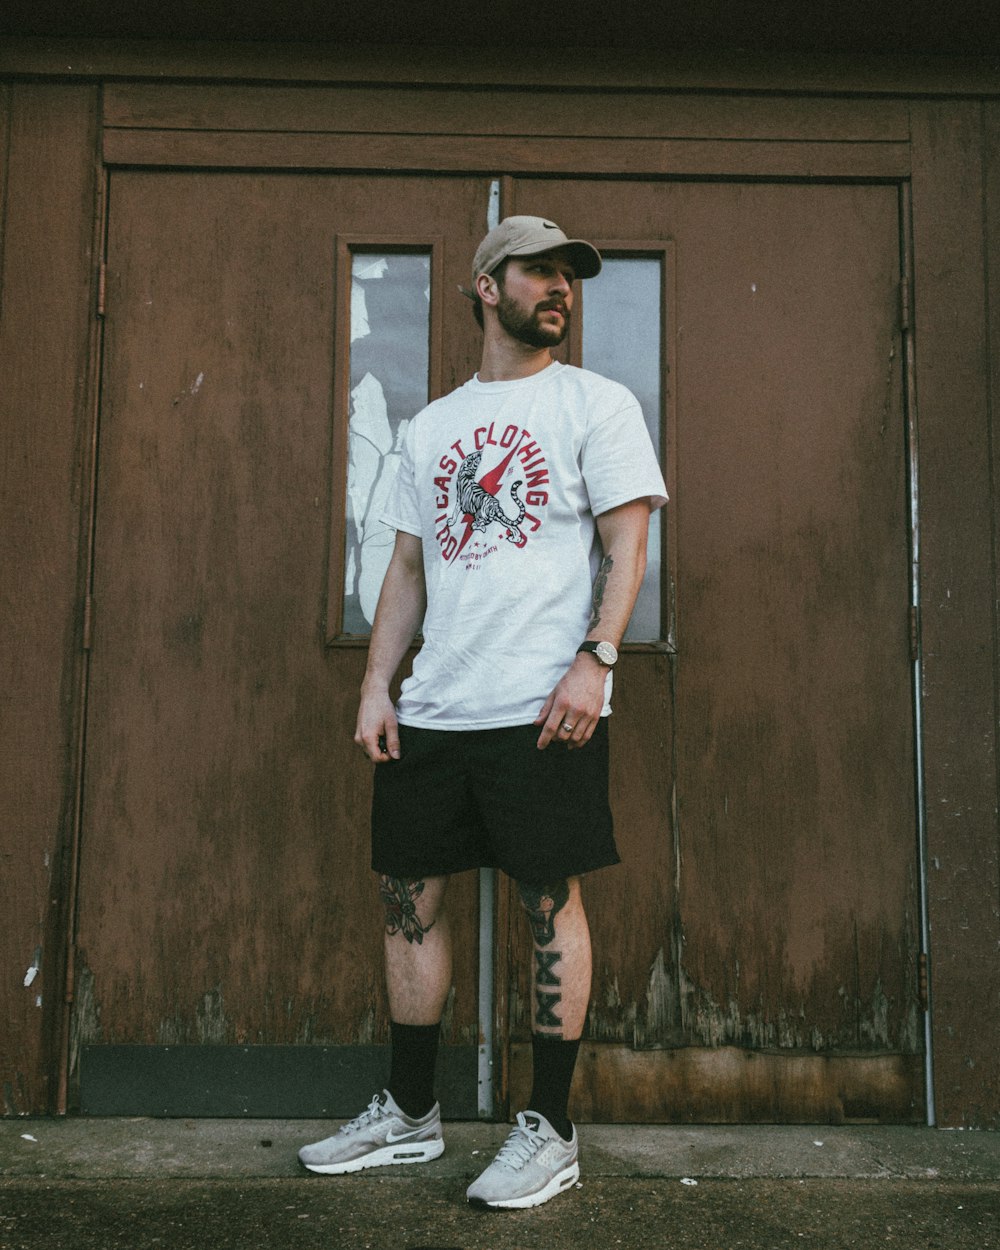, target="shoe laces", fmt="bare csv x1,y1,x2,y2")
494,1113,546,1171
340,1093,387,1136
